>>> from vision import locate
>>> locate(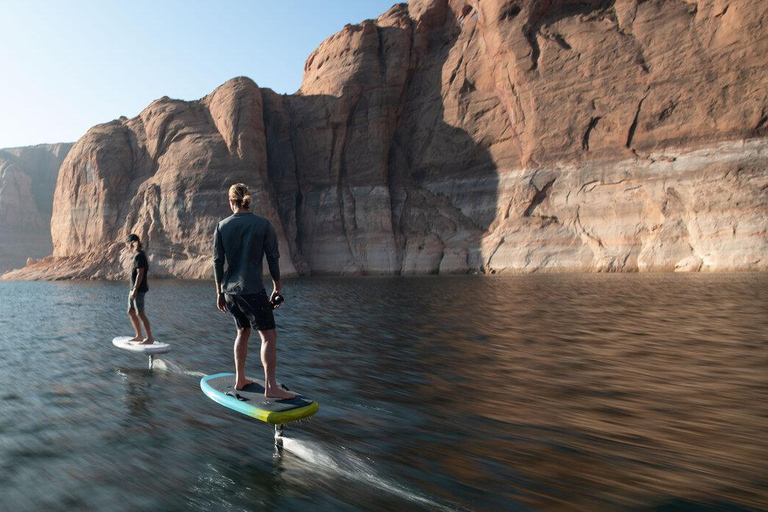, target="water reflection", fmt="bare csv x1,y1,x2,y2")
117,368,155,423
0,274,766,510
